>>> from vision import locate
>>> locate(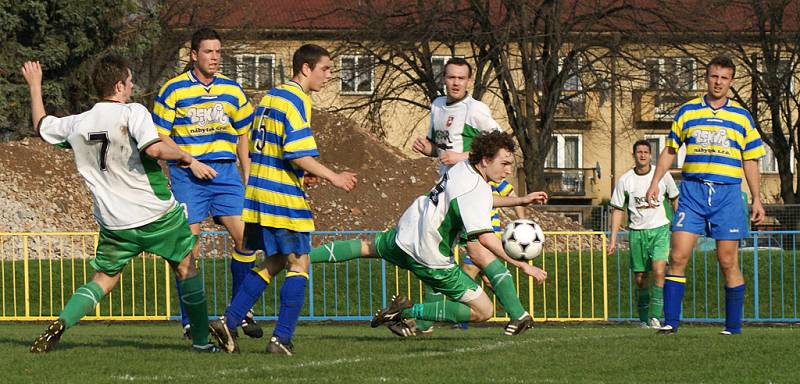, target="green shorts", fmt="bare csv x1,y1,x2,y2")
375,228,482,302
628,224,670,273
92,205,196,275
